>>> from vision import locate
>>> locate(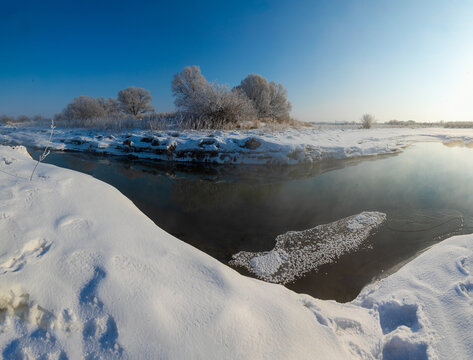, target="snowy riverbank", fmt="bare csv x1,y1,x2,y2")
1,145,472,359
3,124,473,165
